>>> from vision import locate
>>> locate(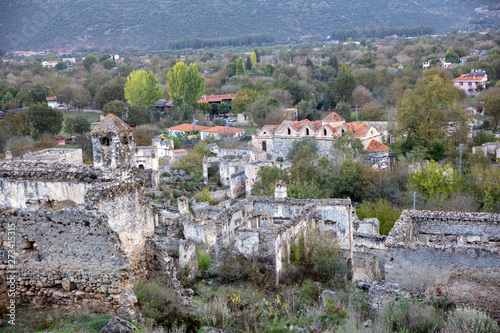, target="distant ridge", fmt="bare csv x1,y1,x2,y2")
0,0,494,51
